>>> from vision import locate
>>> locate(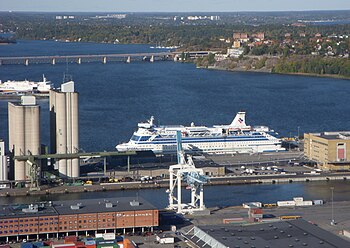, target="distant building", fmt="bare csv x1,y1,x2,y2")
50,81,79,178
304,132,350,170
252,32,265,40
291,22,306,27
8,96,40,181
233,32,249,42
227,48,244,58
284,33,292,38
0,139,8,181
232,41,241,48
